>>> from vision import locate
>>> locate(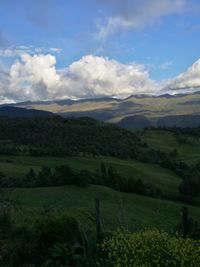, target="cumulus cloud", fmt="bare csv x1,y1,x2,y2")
0,70,12,103
58,55,158,99
163,59,200,92
0,53,158,103
96,0,186,39
0,53,61,102
1,52,200,104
